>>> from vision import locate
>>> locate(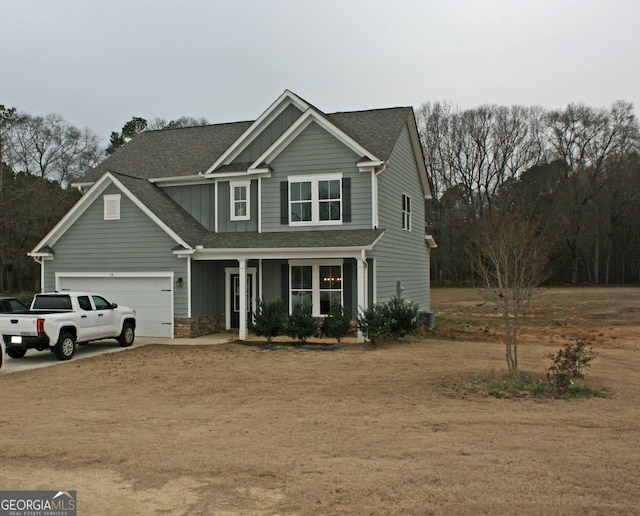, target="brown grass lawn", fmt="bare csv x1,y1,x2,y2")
1,287,639,514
